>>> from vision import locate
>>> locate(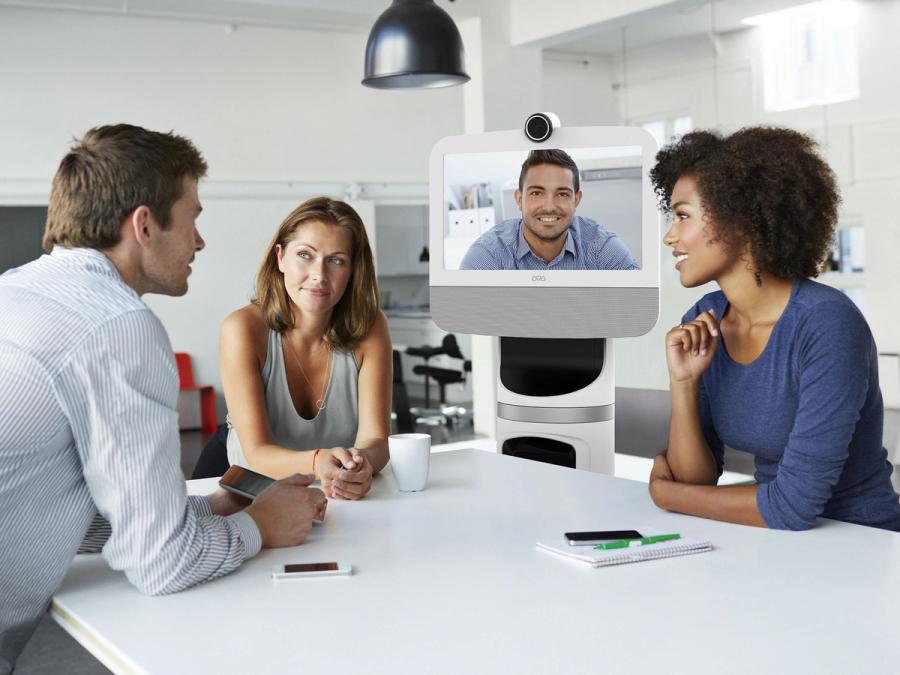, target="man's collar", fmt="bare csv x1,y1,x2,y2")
515,218,577,263
50,246,127,283
563,220,578,257
514,222,531,261
52,245,108,262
